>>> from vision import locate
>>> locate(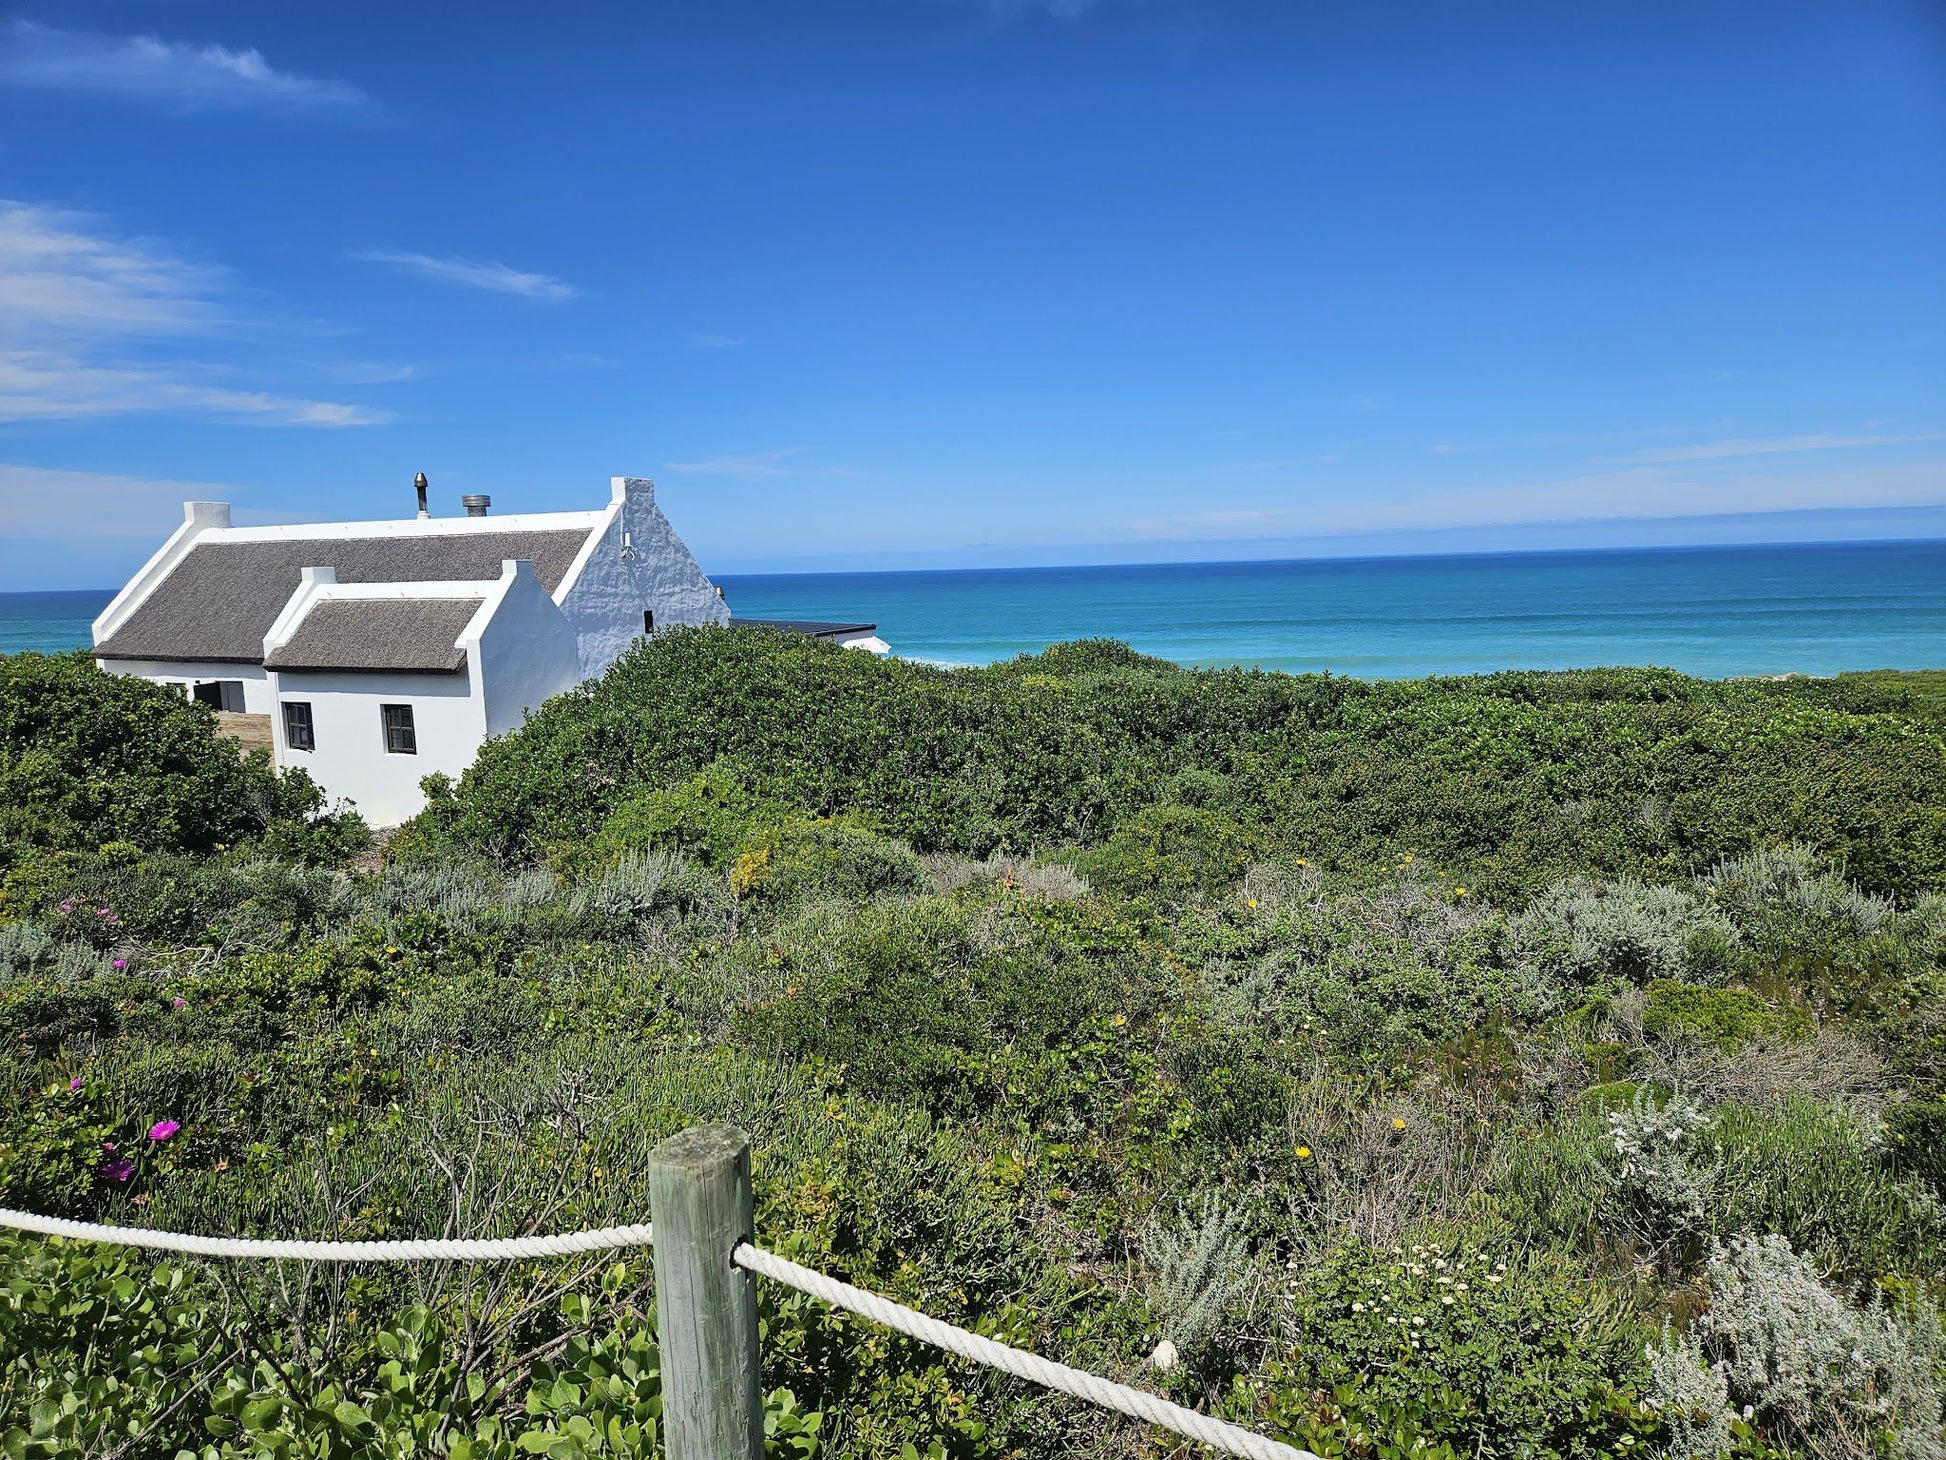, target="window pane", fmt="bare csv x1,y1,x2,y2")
381,704,417,755
282,701,314,752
